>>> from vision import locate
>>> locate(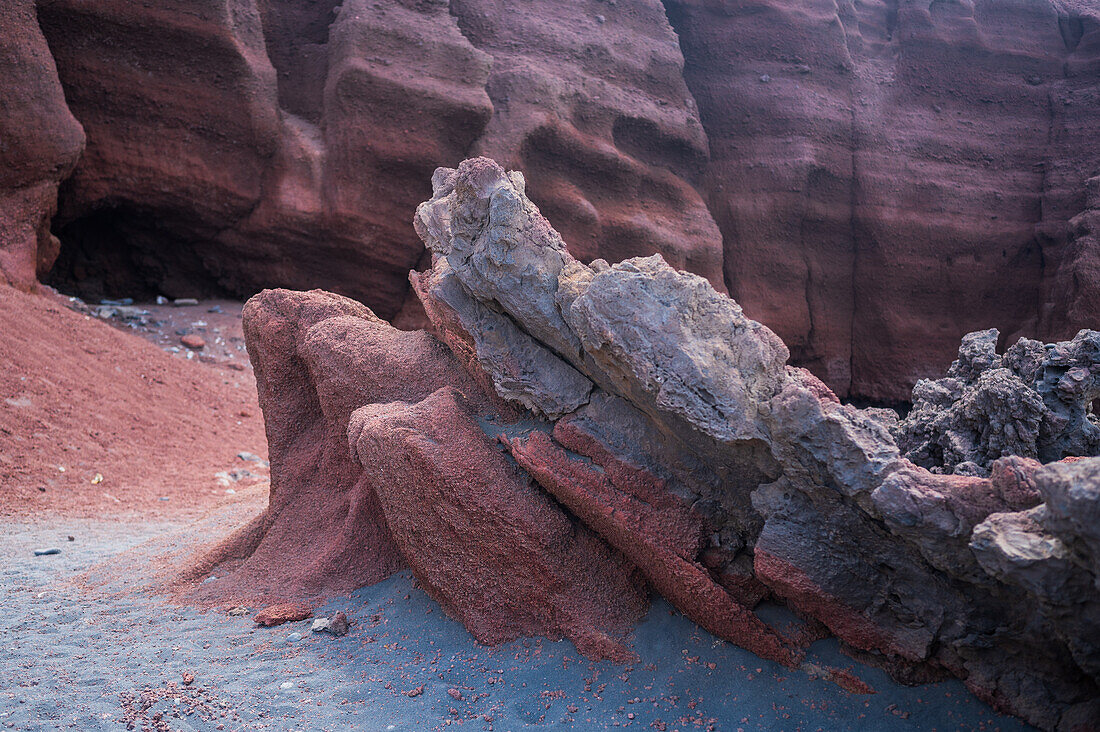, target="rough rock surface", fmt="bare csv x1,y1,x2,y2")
202,285,647,657
5,1,1099,399
896,327,1100,475
230,158,1100,730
